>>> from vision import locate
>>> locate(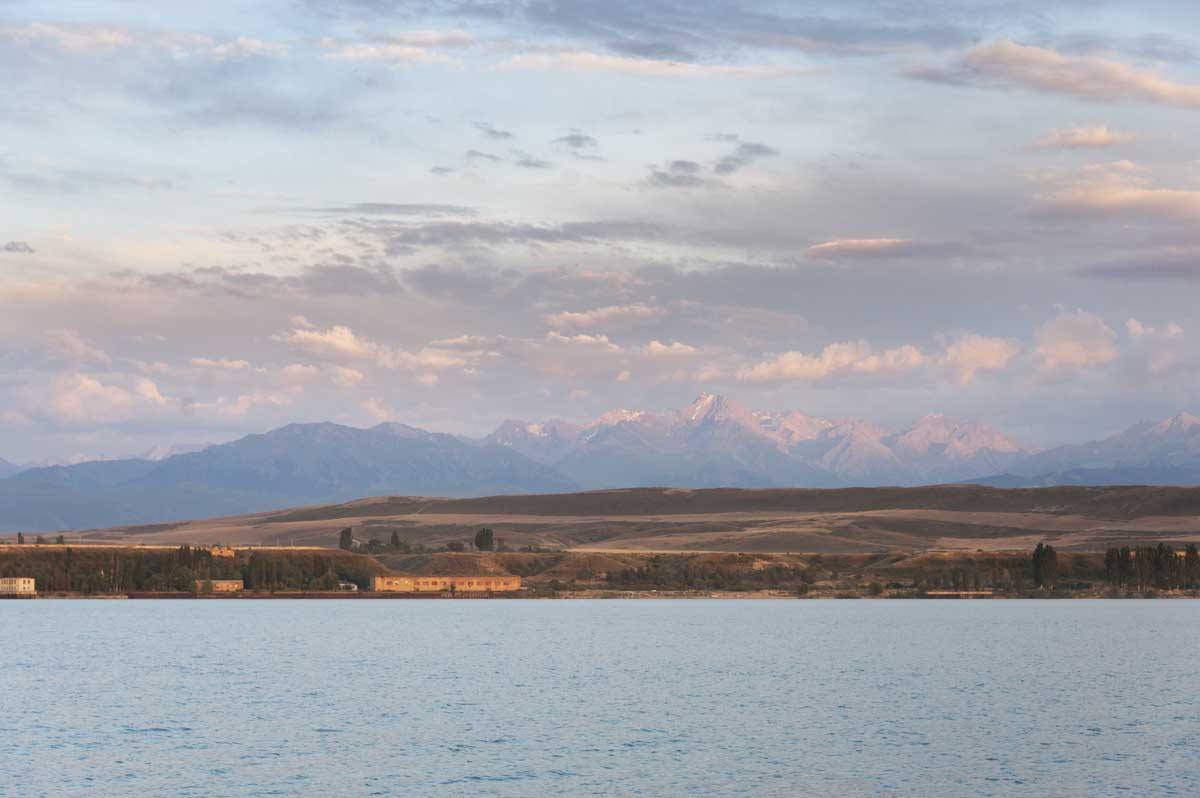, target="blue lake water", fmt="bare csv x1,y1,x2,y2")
2,599,1198,797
